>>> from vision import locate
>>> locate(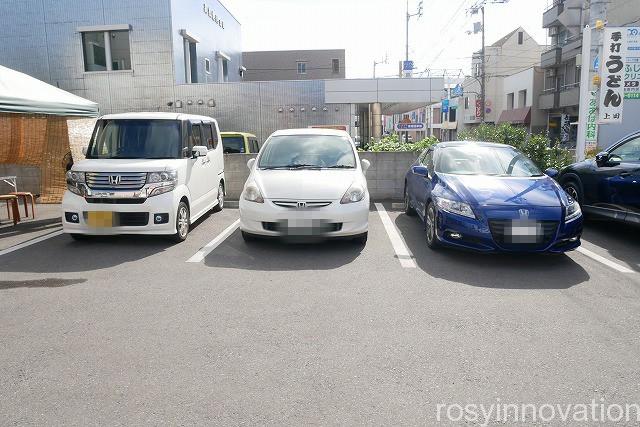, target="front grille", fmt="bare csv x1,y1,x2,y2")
86,172,147,190
273,201,333,208
489,220,558,250
118,212,149,227
262,222,343,232
85,198,146,204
